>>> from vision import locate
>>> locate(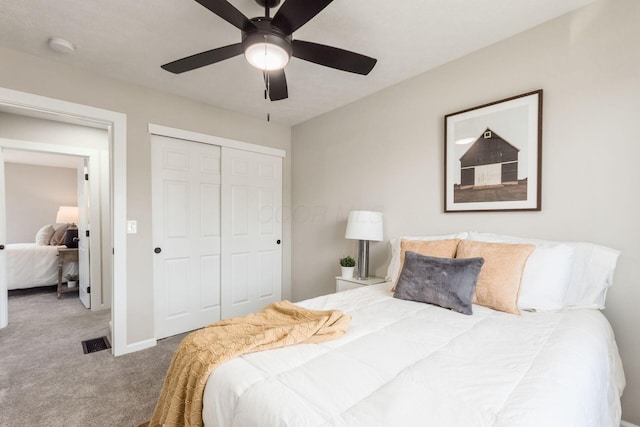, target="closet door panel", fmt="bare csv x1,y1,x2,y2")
221,147,282,319
200,254,220,309
152,135,221,339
